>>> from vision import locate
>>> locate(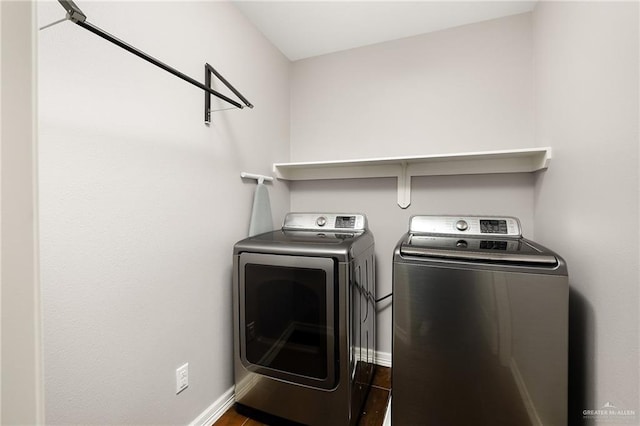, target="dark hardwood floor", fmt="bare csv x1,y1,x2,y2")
357,365,392,426
213,366,391,426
